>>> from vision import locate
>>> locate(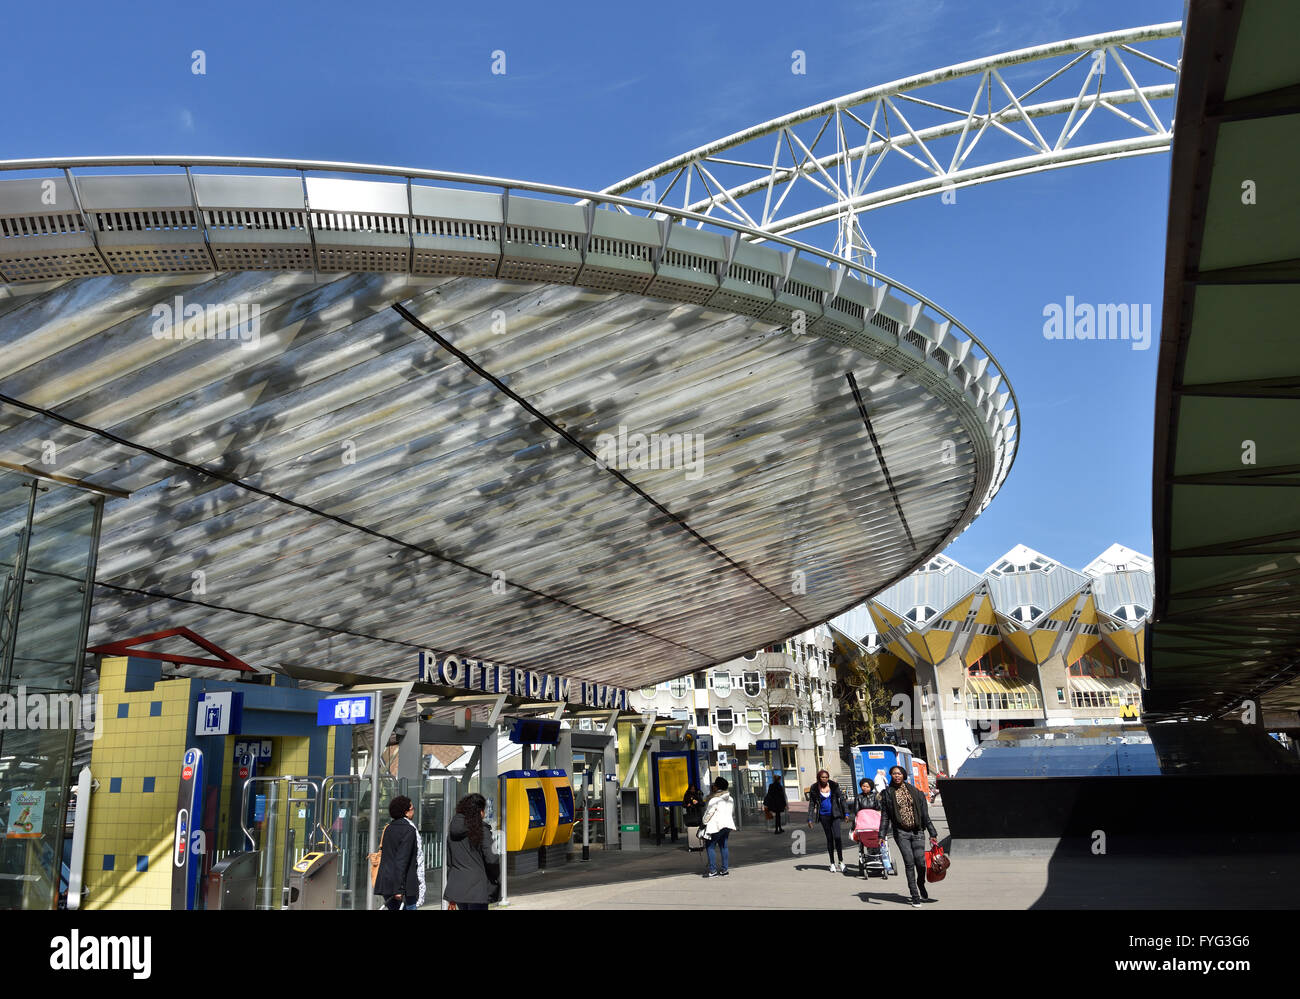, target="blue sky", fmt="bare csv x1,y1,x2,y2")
1,0,1184,574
